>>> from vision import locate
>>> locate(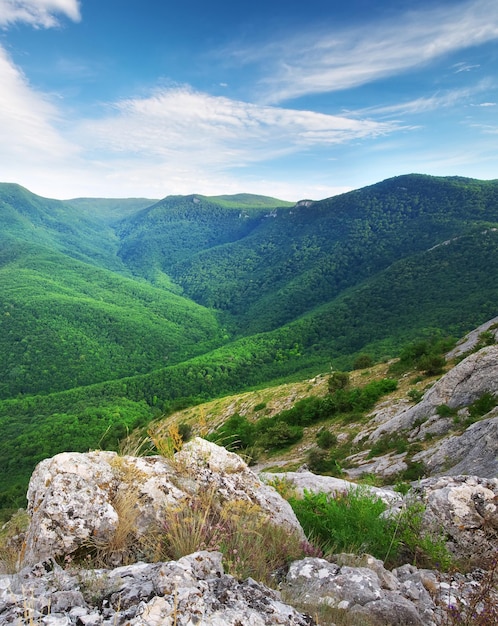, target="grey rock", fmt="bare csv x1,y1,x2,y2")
23,439,304,566
364,345,498,445
283,557,436,626
412,475,498,564
0,552,312,626
446,316,498,359
413,415,498,478
261,470,403,506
